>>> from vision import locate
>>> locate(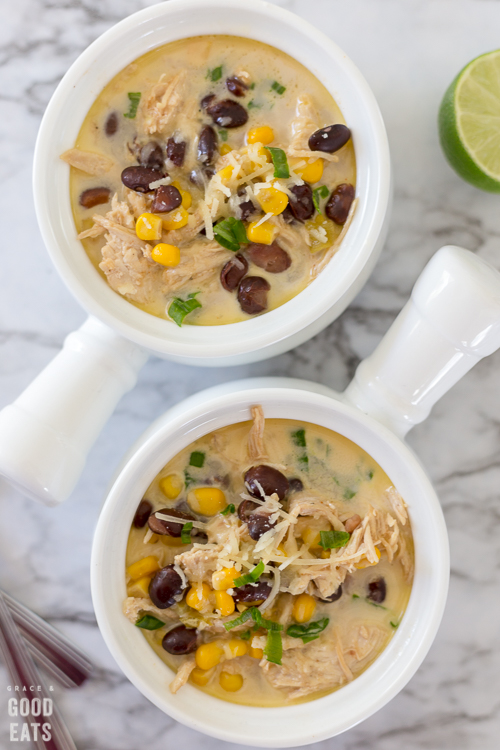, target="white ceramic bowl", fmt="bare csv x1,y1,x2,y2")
33,0,391,366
